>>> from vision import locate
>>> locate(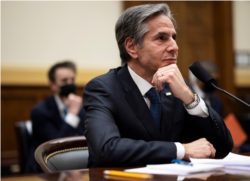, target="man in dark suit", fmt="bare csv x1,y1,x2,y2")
31,61,86,150
83,4,233,168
